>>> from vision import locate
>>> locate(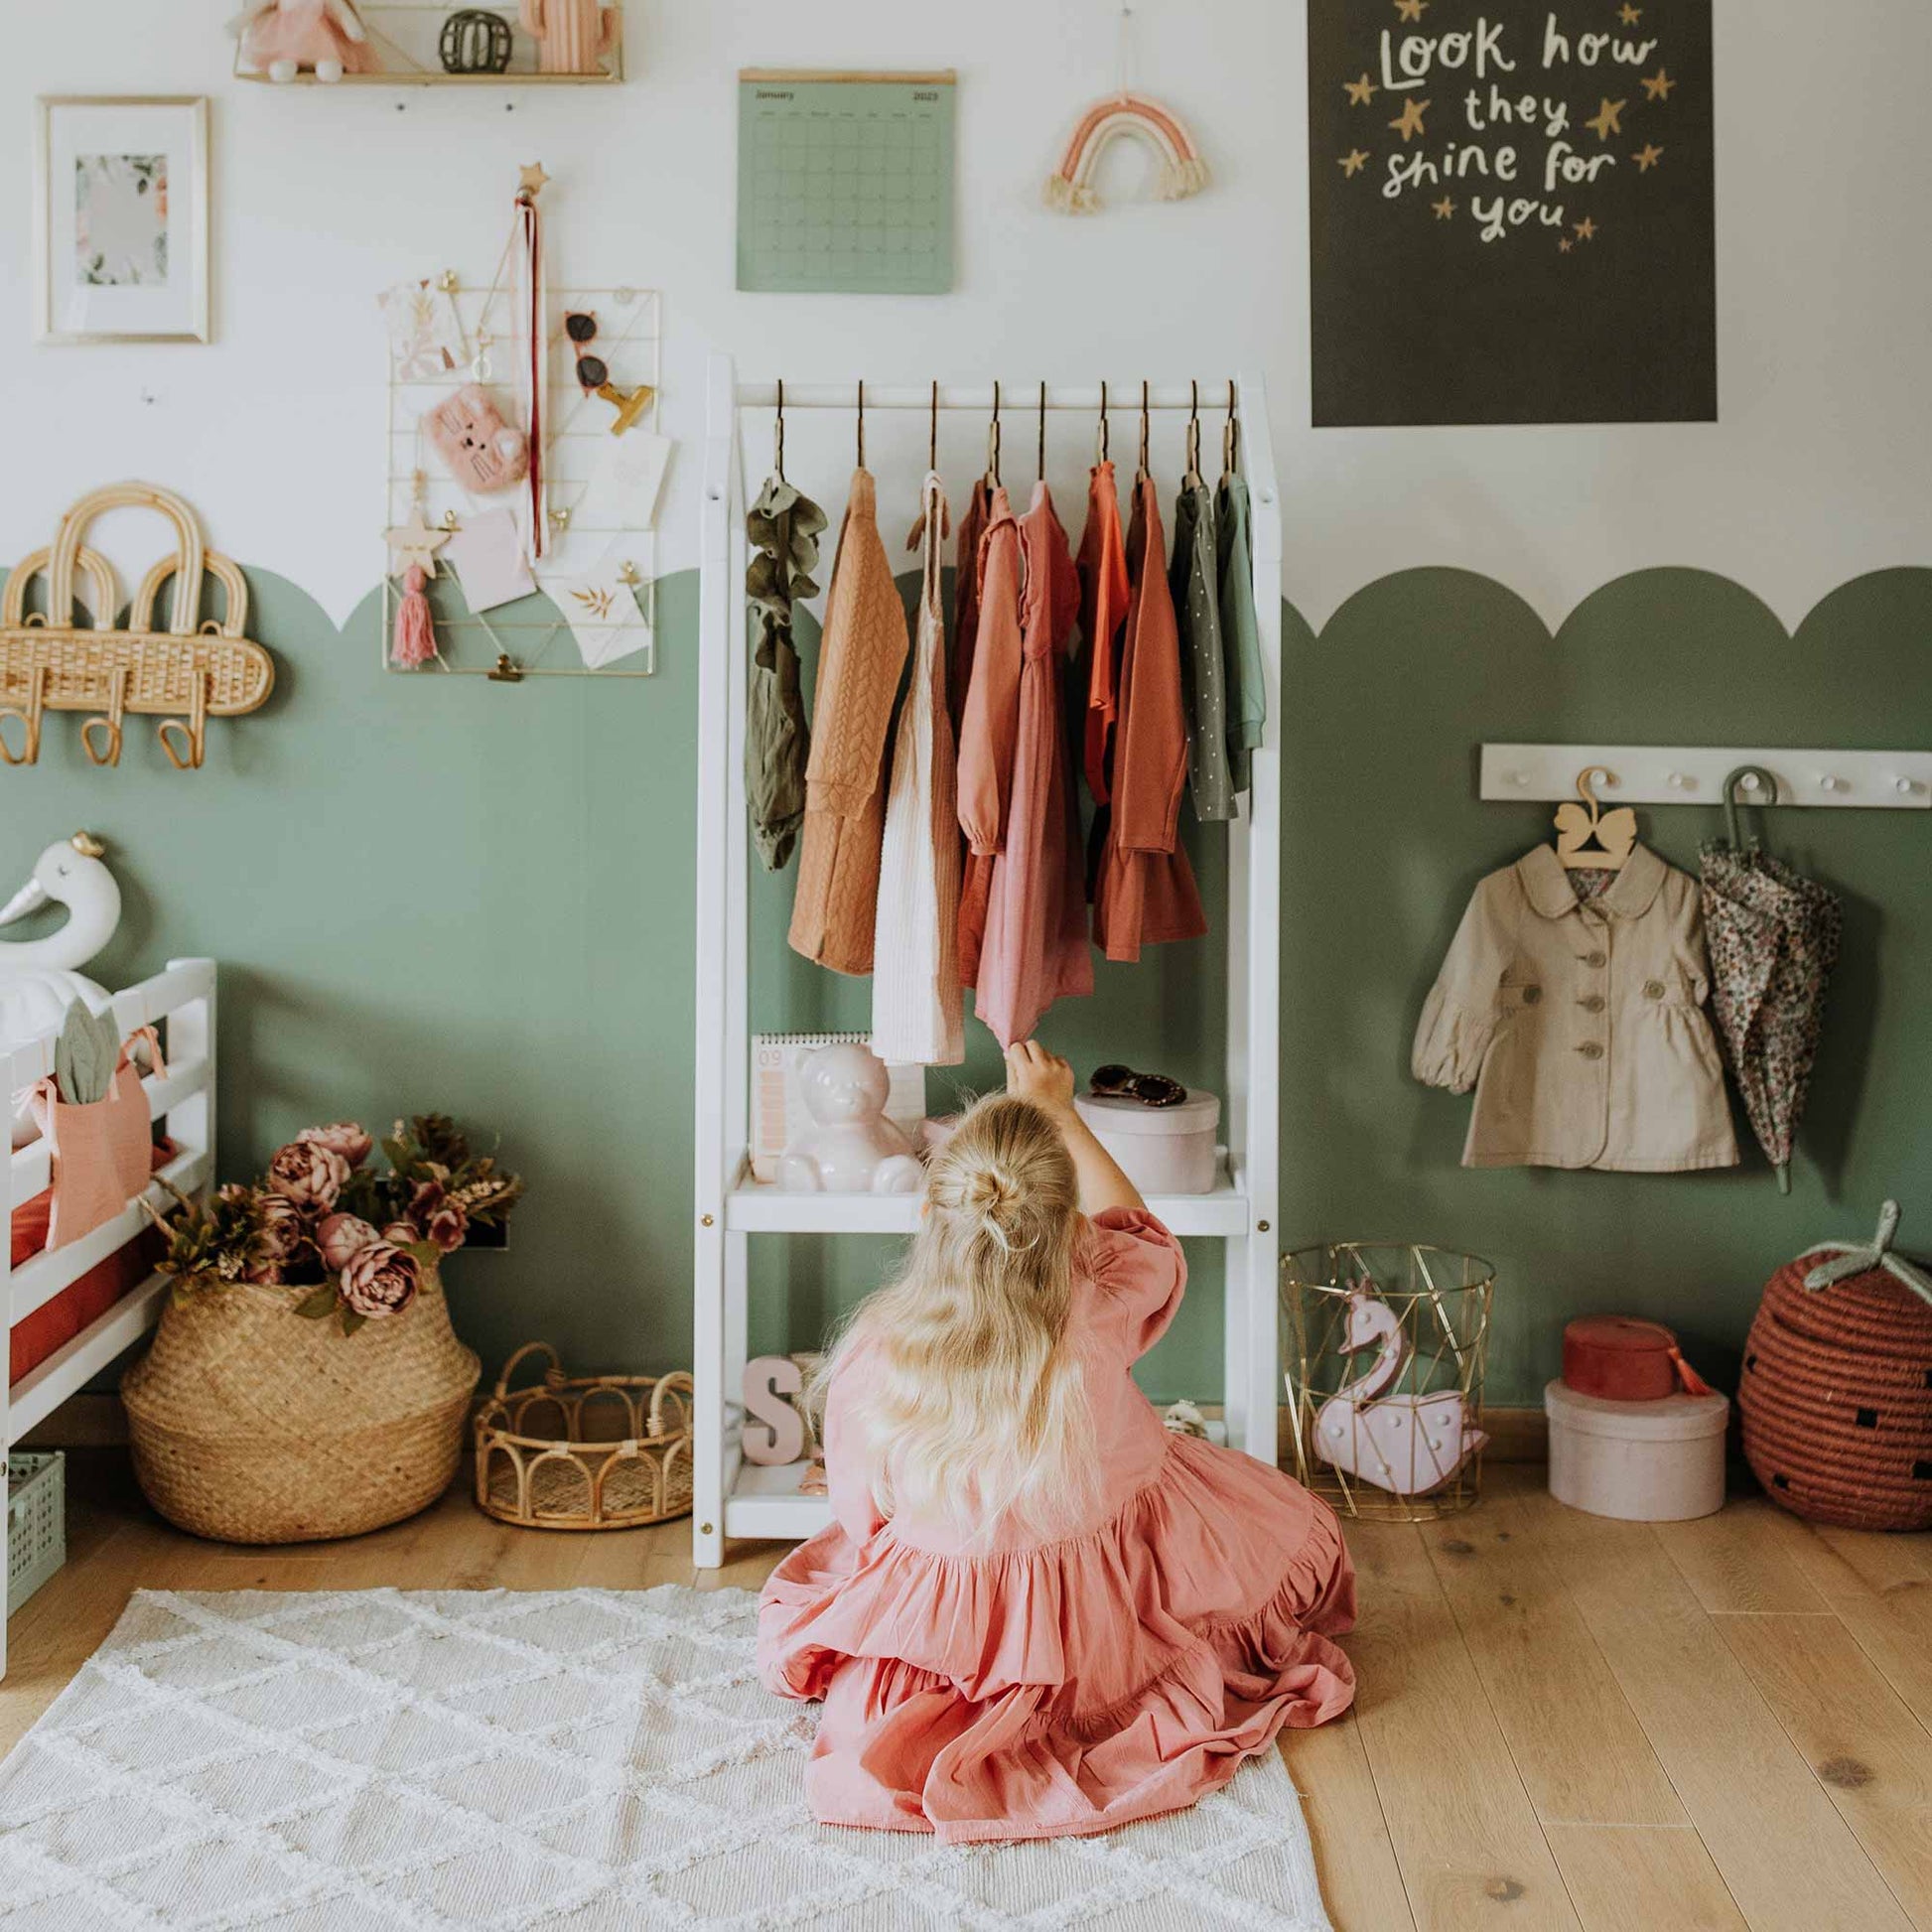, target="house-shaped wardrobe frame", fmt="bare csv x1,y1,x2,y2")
692,353,1284,1569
